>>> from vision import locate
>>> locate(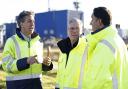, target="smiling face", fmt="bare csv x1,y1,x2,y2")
20,15,35,37
68,19,82,44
